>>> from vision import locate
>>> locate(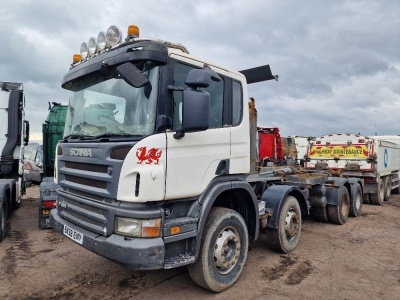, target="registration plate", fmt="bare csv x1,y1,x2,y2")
63,224,83,245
